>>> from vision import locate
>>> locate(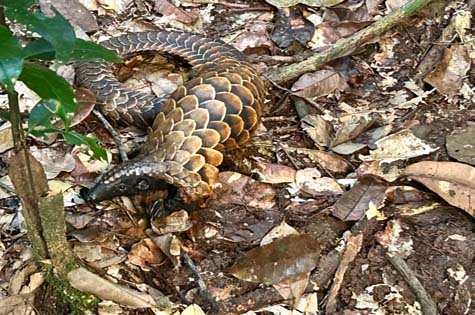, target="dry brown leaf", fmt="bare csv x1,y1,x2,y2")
232,22,275,54
332,114,379,147
30,147,76,179
154,0,198,24
424,45,471,97
228,234,322,285
211,172,276,209
260,221,299,246
402,161,475,216
253,162,296,184
181,304,206,315
151,209,193,235
71,88,96,127
291,70,349,98
332,175,388,221
128,238,165,269
273,272,310,303
301,114,333,148
271,8,314,48
39,0,98,32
